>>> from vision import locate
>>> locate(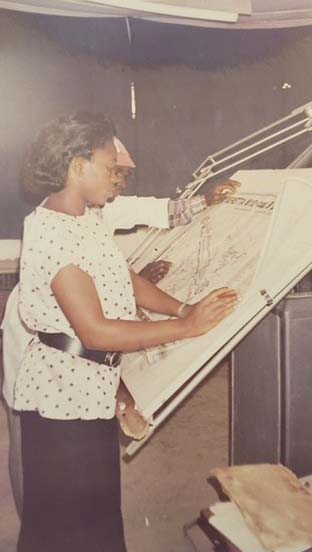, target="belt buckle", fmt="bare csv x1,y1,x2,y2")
103,351,121,367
